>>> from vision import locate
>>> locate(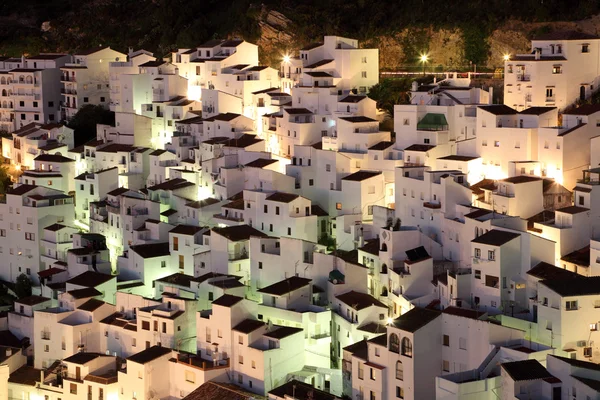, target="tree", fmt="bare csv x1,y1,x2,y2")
14,273,32,299
67,105,115,146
